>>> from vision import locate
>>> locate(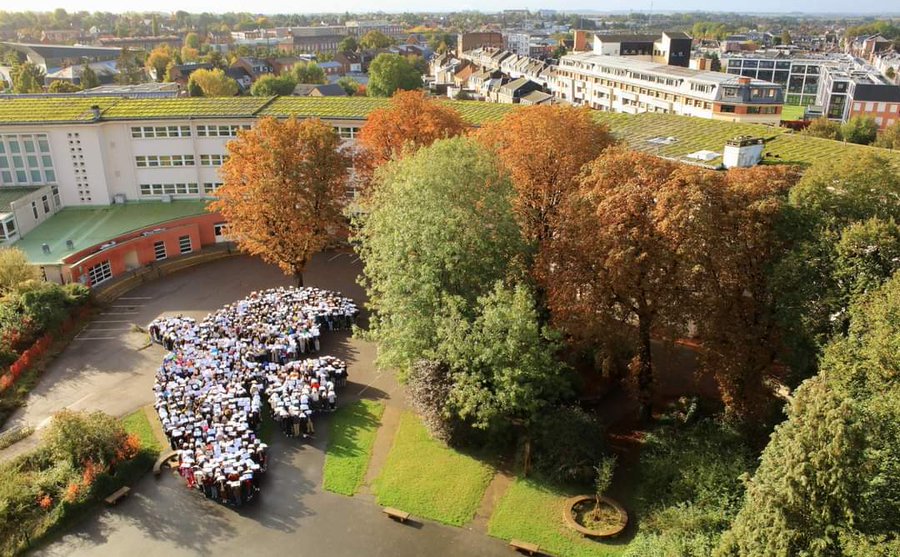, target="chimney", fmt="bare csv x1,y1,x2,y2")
90,104,101,121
